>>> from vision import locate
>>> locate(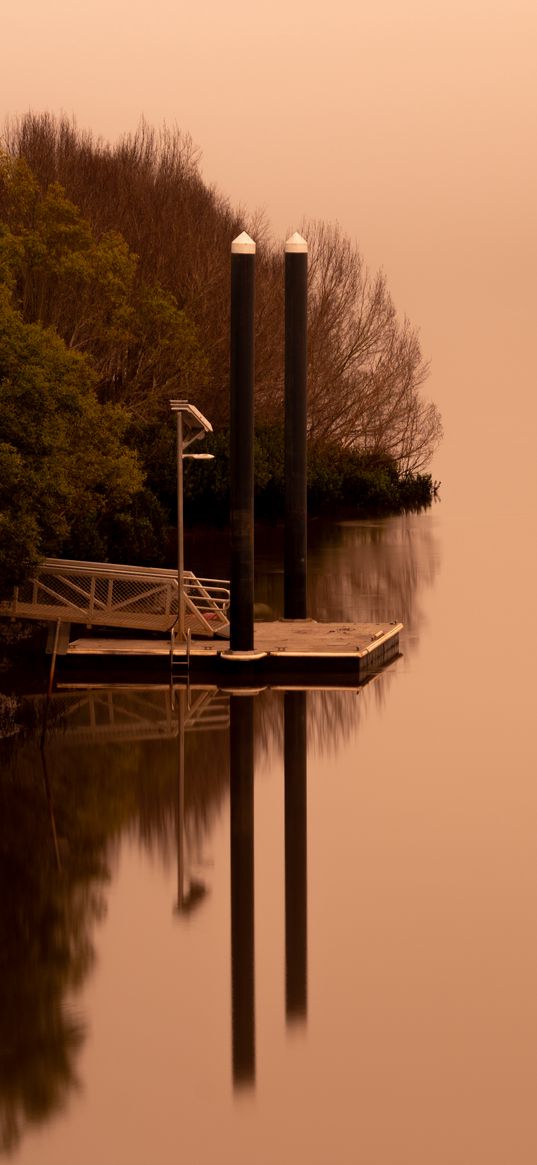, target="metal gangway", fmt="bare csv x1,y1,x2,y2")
0,558,230,639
